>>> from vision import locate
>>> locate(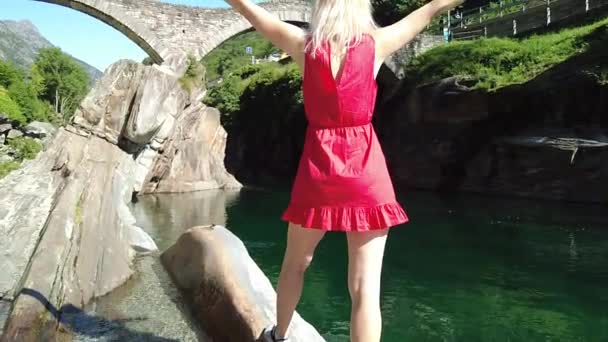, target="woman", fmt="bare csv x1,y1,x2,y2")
225,1,463,341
